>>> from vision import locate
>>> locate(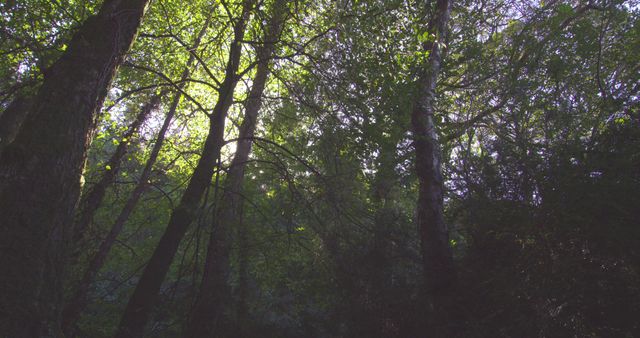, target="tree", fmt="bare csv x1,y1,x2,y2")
186,1,289,335
411,0,455,331
61,14,213,333
72,92,164,251
1,0,639,336
114,1,256,336
0,0,151,335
